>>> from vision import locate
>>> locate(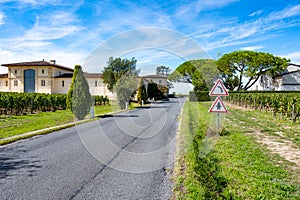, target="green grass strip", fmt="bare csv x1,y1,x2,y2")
173,101,300,199
0,103,124,145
